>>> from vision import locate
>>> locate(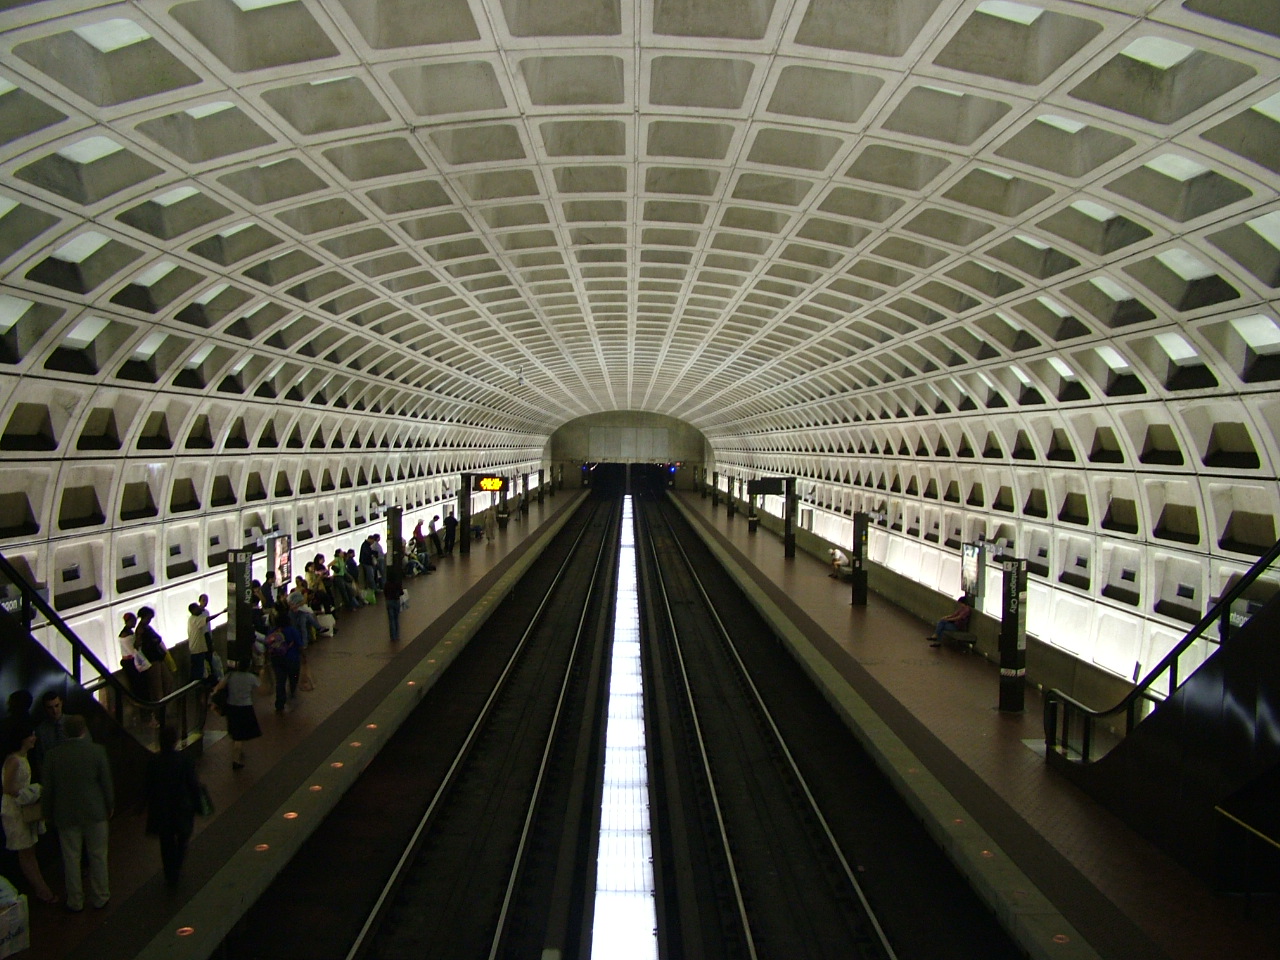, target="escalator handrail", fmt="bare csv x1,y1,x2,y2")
0,551,199,710
1045,536,1280,728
